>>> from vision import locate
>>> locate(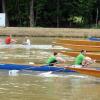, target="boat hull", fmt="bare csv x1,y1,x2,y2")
88,37,100,41
61,51,100,61
54,42,100,52
65,67,100,78
0,64,74,72
55,39,100,46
